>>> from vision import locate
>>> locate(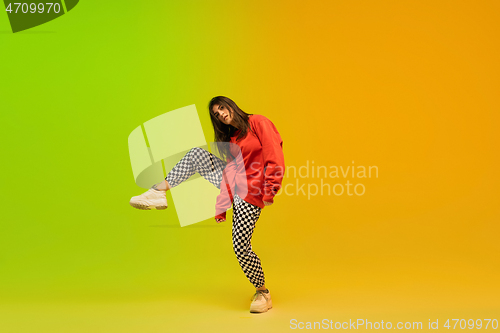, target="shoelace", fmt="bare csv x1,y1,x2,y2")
251,290,267,302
